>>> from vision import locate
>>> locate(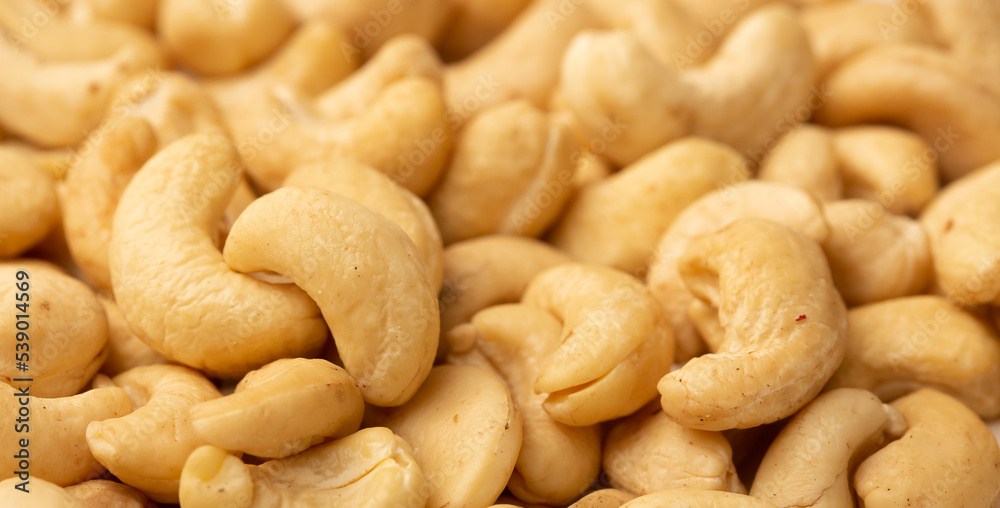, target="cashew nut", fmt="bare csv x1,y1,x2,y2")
646,181,829,361
64,479,157,508
190,358,363,458
855,389,1000,507
659,219,847,430
604,402,744,496
436,0,533,60
86,364,221,503
222,187,438,406
0,383,131,486
0,148,59,258
919,160,1000,305
1,260,108,397
550,137,749,274
429,100,576,244
0,476,86,507
569,489,636,508
916,0,1000,80
757,124,842,202
371,365,521,508
749,388,906,508
621,489,780,508
522,263,675,425
448,304,601,505
826,295,1000,419
821,199,931,306
179,427,428,508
